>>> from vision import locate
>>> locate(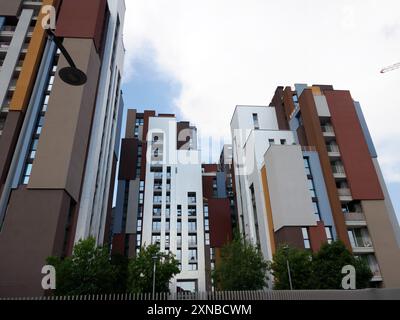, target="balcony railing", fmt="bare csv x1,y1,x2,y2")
344,212,365,222
332,165,345,174
327,144,340,153
321,125,334,133
337,188,351,197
